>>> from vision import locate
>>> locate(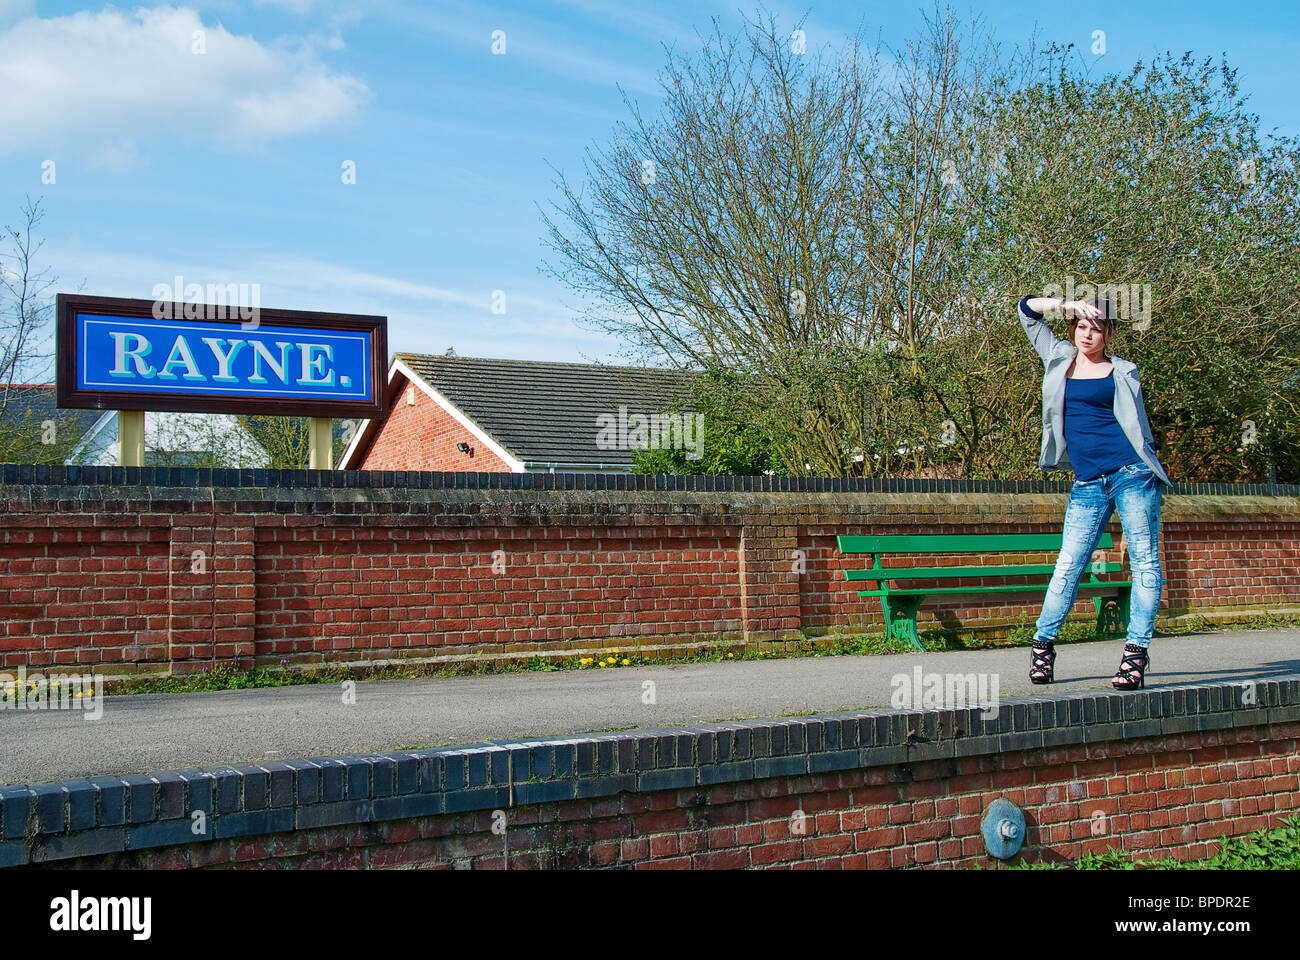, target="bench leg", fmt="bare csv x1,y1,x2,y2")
881,595,925,651
1093,589,1131,637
